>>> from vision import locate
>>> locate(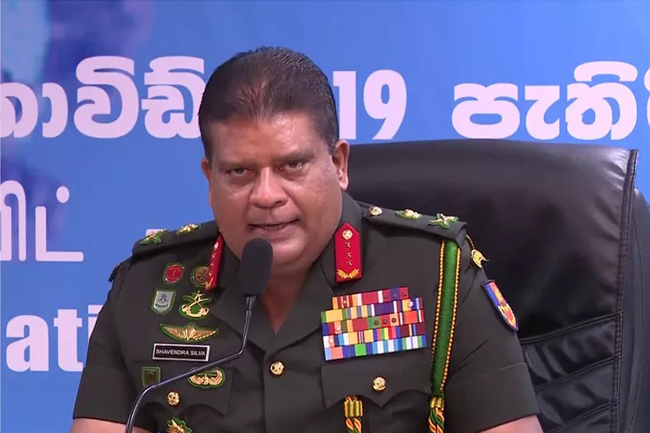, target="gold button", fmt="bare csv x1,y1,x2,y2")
167,391,180,406
372,376,386,392
270,361,285,376
369,206,383,216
